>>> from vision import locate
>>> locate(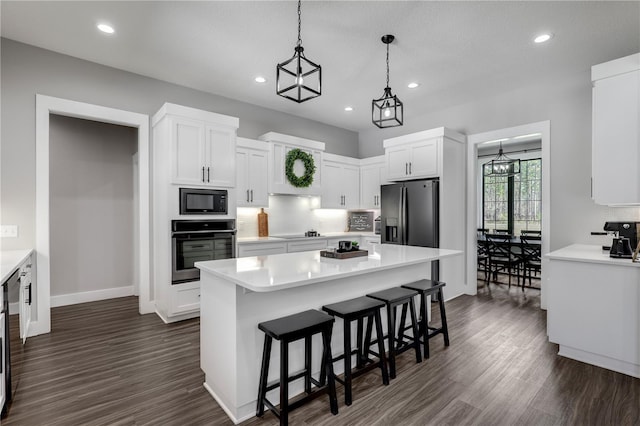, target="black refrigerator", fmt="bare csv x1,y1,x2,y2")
380,178,440,279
